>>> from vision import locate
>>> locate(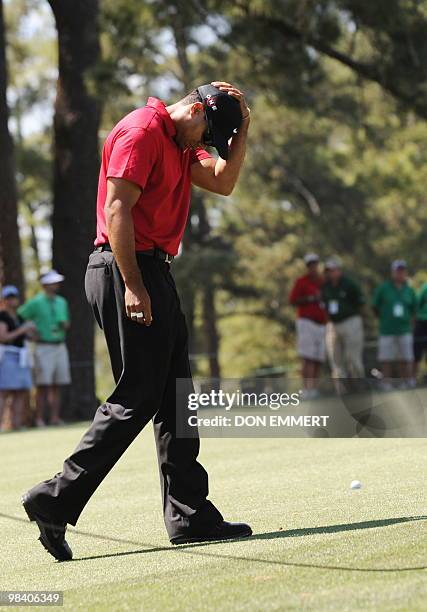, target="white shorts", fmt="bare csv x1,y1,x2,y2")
34,343,72,386
296,318,326,363
378,334,414,362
